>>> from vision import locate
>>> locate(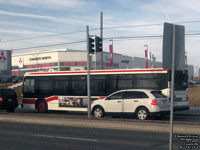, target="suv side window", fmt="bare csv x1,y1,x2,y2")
108,92,124,100
151,91,167,98
123,91,148,99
